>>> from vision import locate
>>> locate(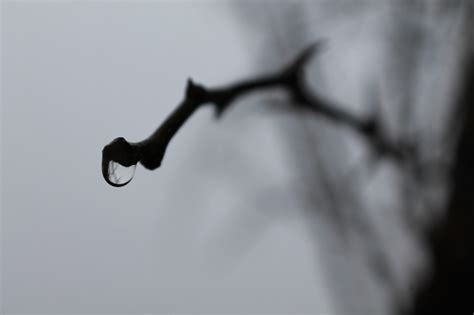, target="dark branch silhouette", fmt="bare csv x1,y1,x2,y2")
102,41,413,187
